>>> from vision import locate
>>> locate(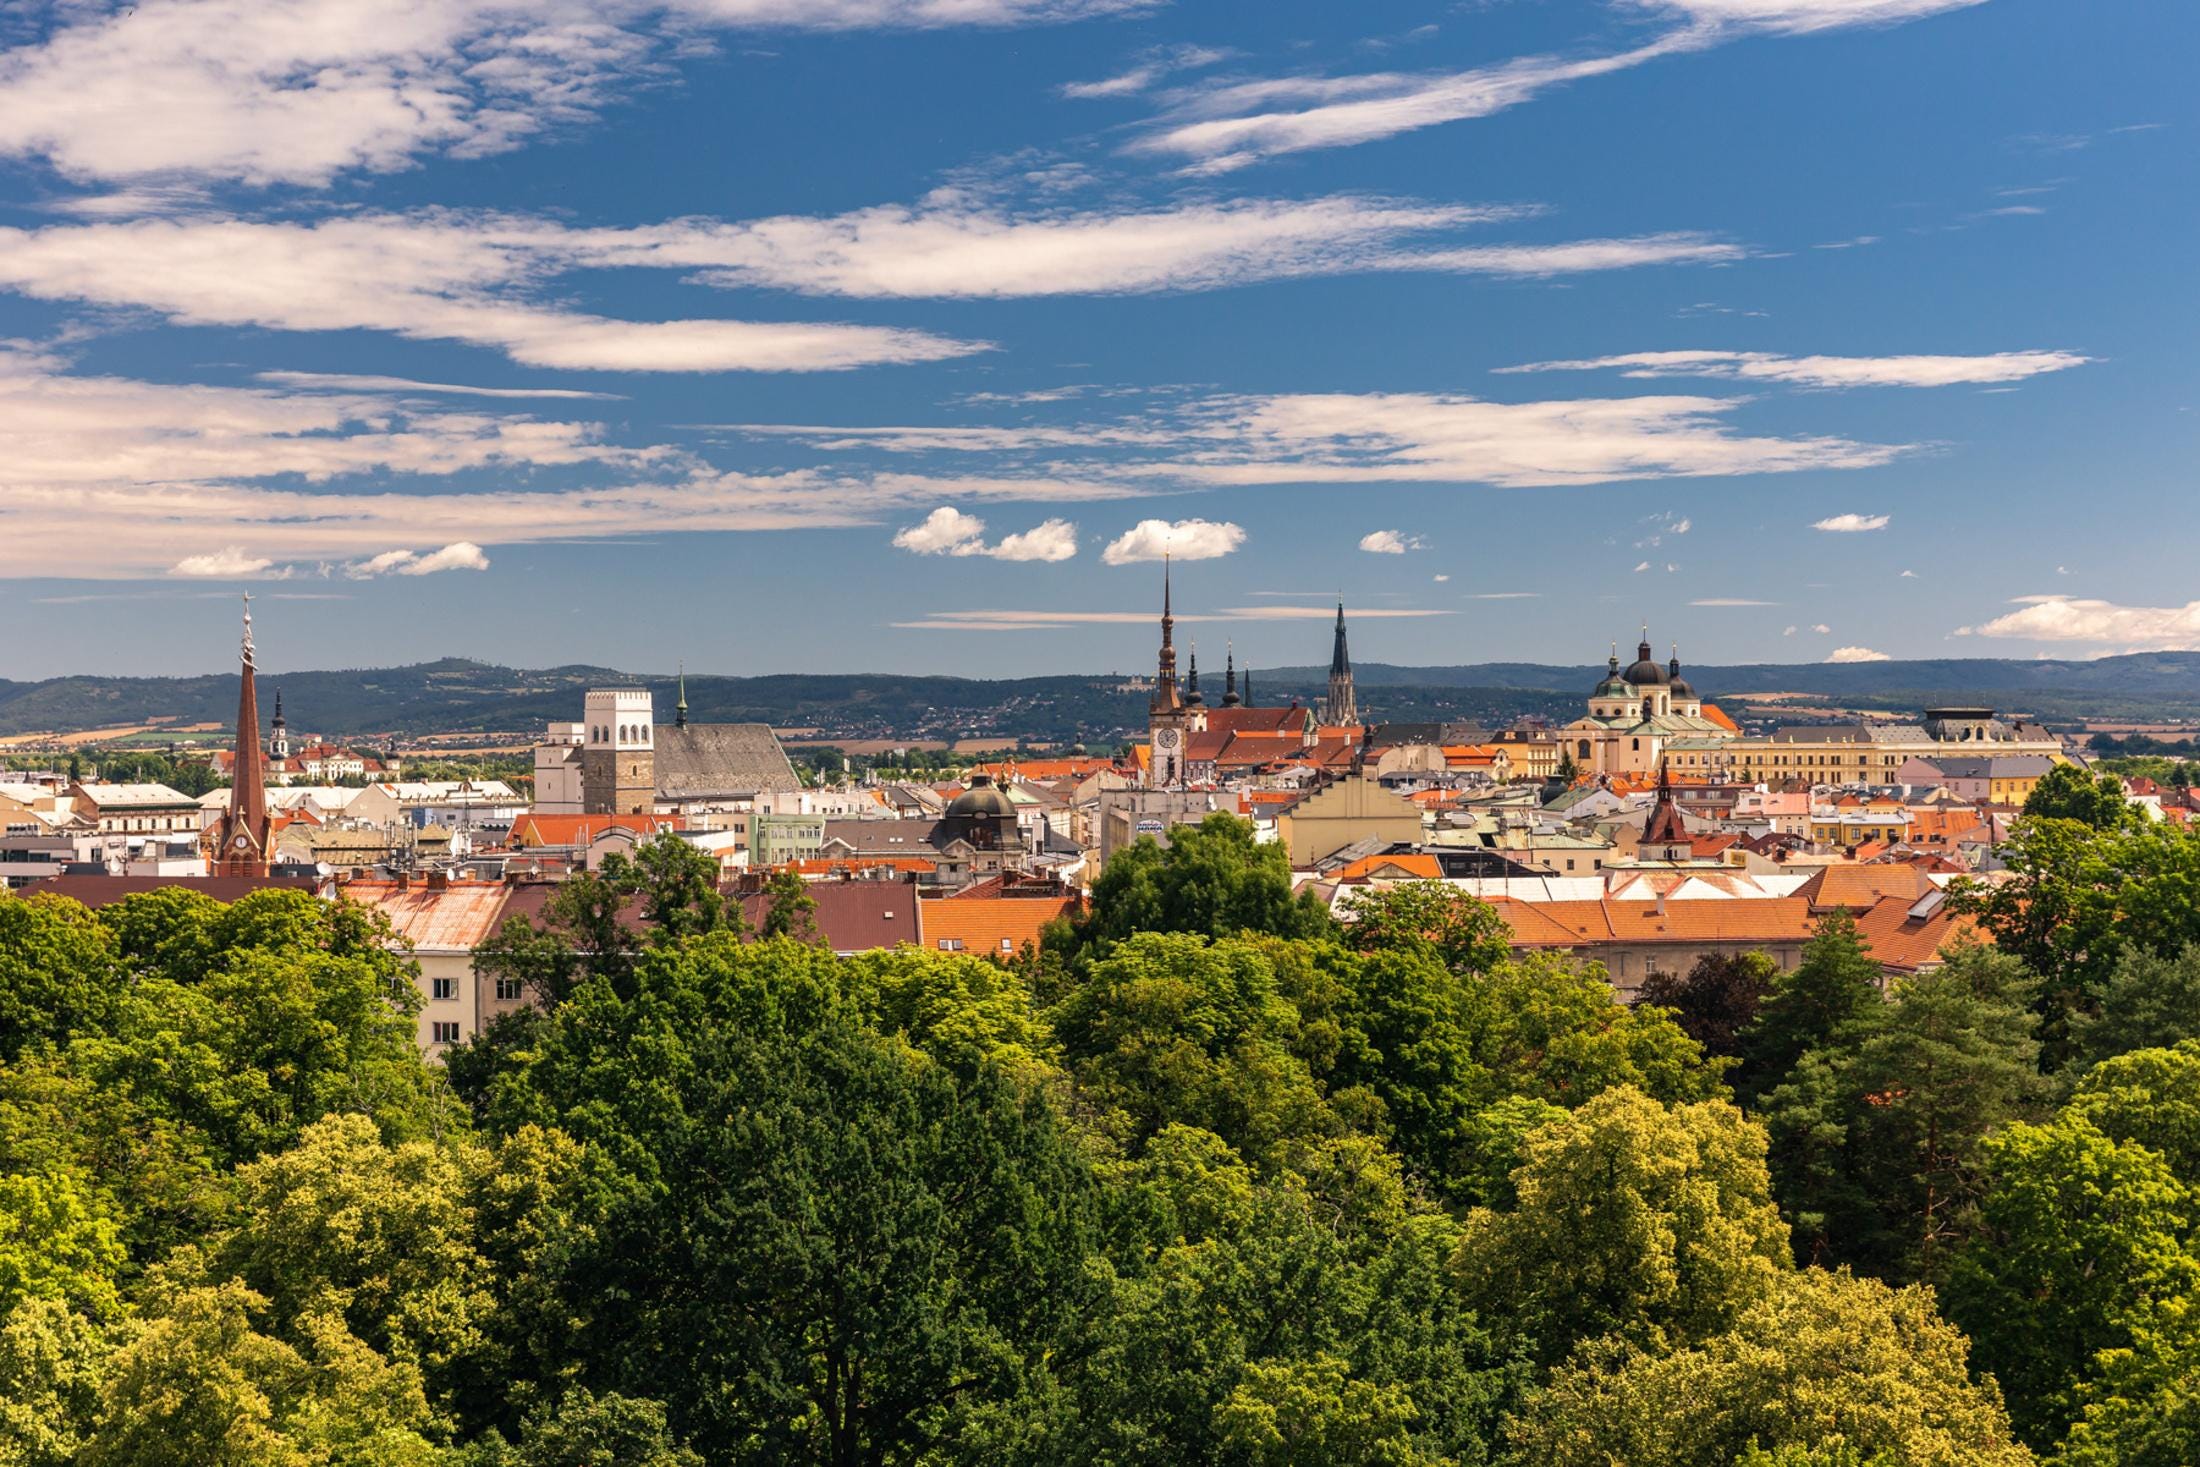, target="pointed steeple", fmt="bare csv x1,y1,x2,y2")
1185,643,1204,707
1149,553,1181,714
675,661,688,729
1642,758,1691,855
215,594,270,876
1222,641,1240,707
1324,602,1358,727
